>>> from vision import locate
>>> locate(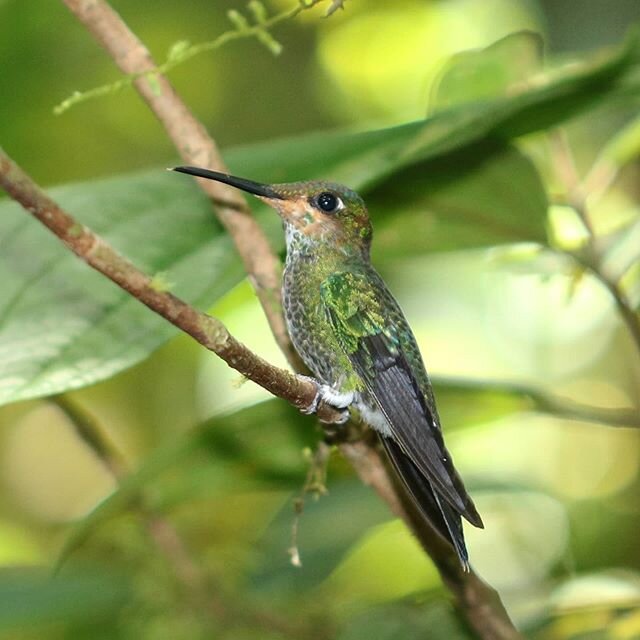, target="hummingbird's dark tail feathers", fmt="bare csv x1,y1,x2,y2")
381,437,470,570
